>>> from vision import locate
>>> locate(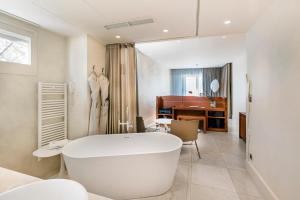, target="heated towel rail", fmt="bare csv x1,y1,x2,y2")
38,82,67,148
